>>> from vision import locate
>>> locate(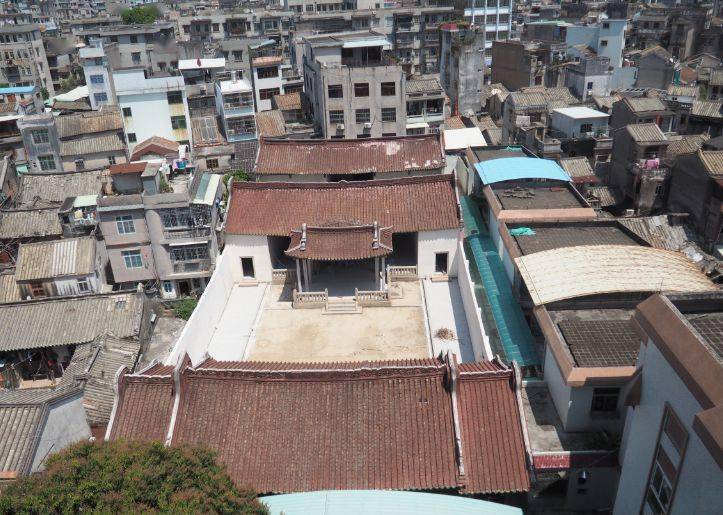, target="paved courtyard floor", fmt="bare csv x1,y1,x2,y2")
247,281,431,362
